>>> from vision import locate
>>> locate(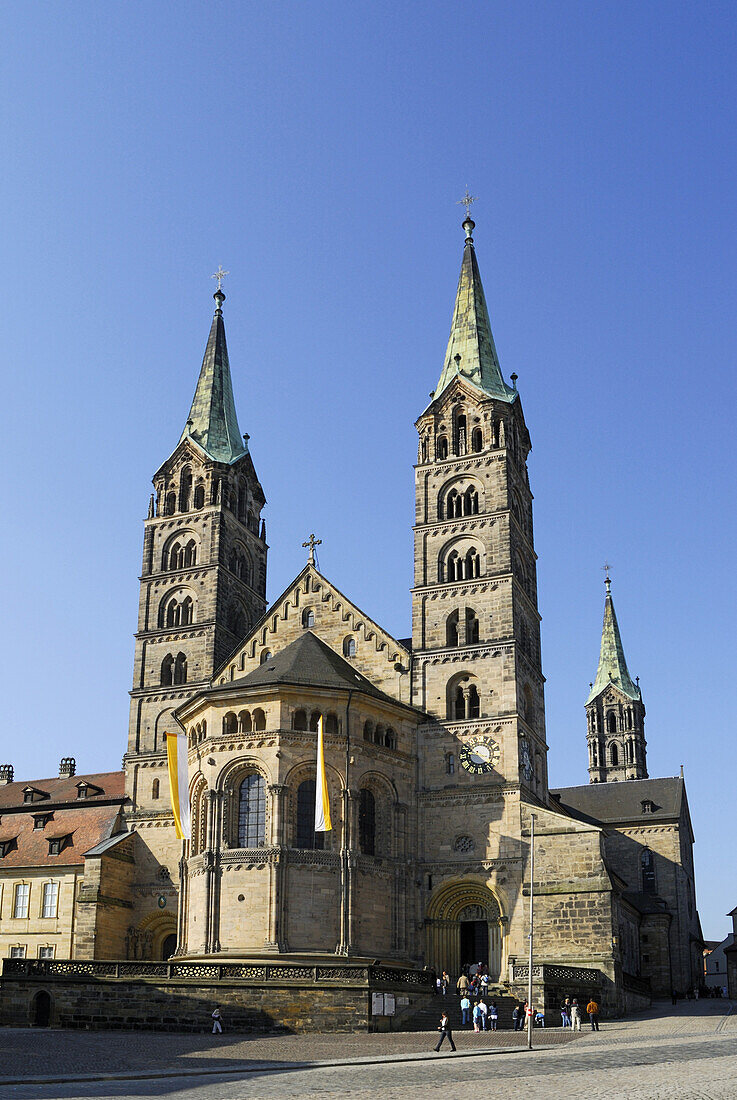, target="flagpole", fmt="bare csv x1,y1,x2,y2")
527,812,536,1050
